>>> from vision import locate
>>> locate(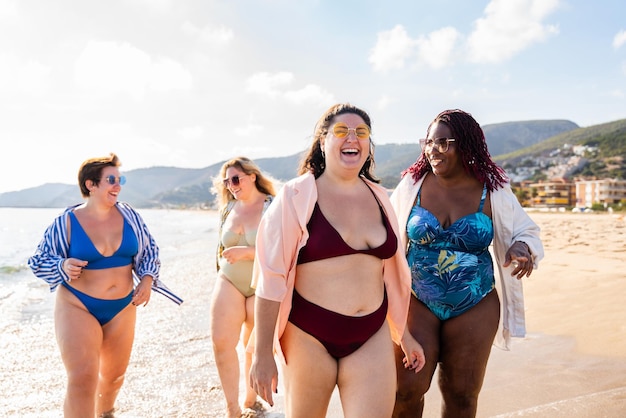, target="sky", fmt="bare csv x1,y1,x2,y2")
1,0,625,194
